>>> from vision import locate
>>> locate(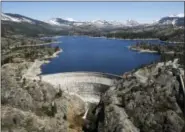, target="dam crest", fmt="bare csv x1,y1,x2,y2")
39,72,123,103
